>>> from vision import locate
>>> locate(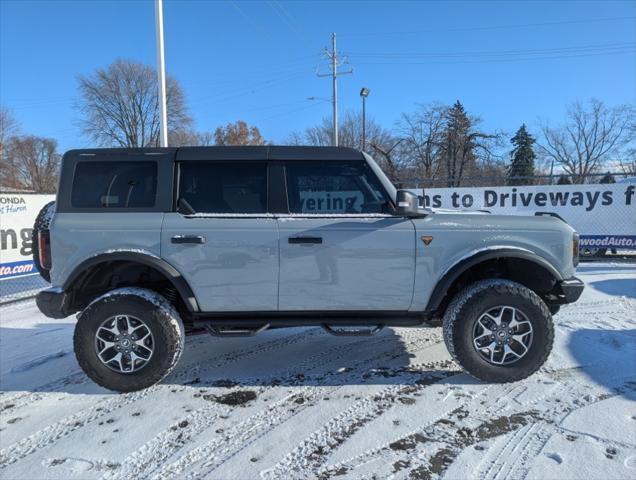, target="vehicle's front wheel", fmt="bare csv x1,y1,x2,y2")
73,288,185,392
442,279,554,383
